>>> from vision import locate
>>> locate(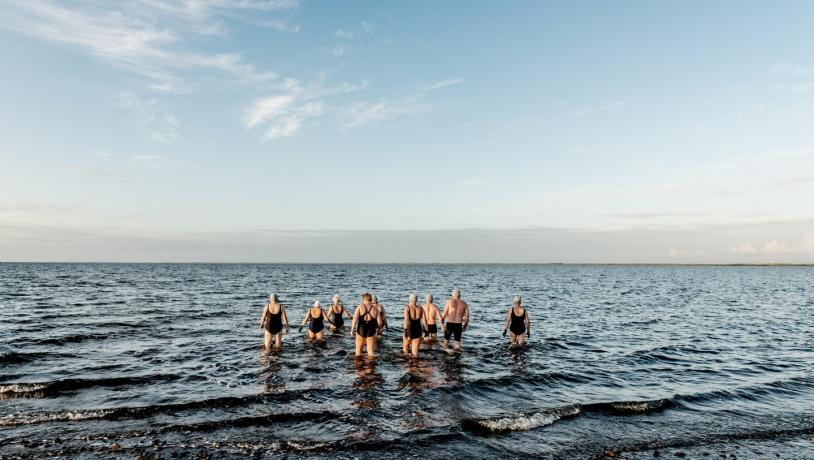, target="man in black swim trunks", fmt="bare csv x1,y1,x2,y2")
422,294,441,341
441,288,469,350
